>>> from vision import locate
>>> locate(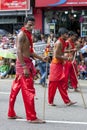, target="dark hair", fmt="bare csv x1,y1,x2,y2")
68,31,76,36
58,27,68,36
24,16,35,24
68,31,78,38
